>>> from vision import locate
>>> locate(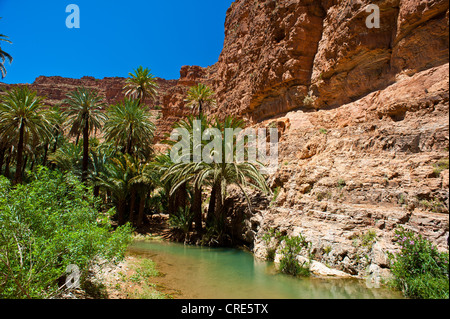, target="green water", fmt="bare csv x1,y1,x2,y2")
129,240,404,299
